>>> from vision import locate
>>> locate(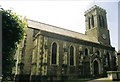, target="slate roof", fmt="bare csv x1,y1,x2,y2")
27,19,99,43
